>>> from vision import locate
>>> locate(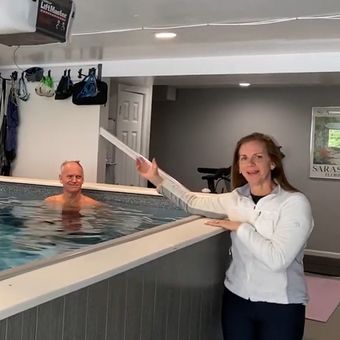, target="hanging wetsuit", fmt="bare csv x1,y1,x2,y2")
2,86,19,175
0,79,7,175
5,87,19,158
